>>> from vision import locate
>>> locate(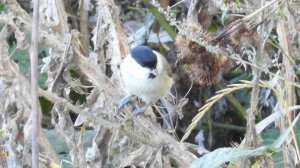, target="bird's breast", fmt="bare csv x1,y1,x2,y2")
120,55,173,103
